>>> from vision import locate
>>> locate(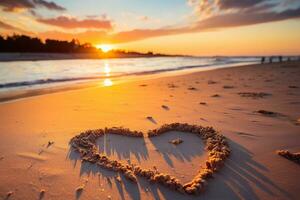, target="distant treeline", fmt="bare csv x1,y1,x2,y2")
0,35,168,58
0,34,100,53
